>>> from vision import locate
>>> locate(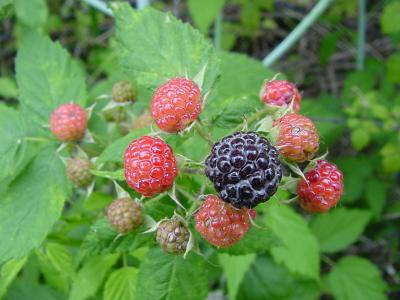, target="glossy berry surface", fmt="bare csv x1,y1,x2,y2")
151,77,201,133
124,136,178,197
66,157,93,188
195,195,255,248
260,79,301,112
112,80,137,103
297,160,343,213
107,198,143,233
156,219,190,255
50,103,87,142
205,131,282,208
274,113,319,162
